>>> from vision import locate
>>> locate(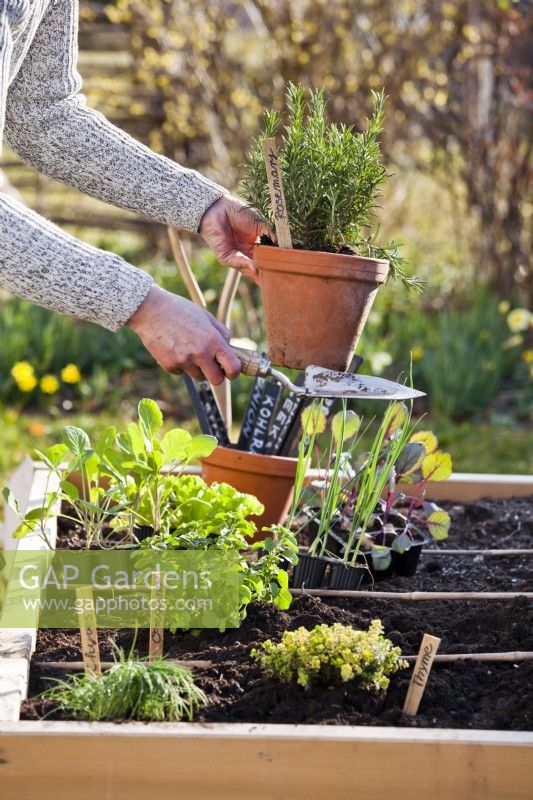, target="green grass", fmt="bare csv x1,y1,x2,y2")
435,421,533,475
